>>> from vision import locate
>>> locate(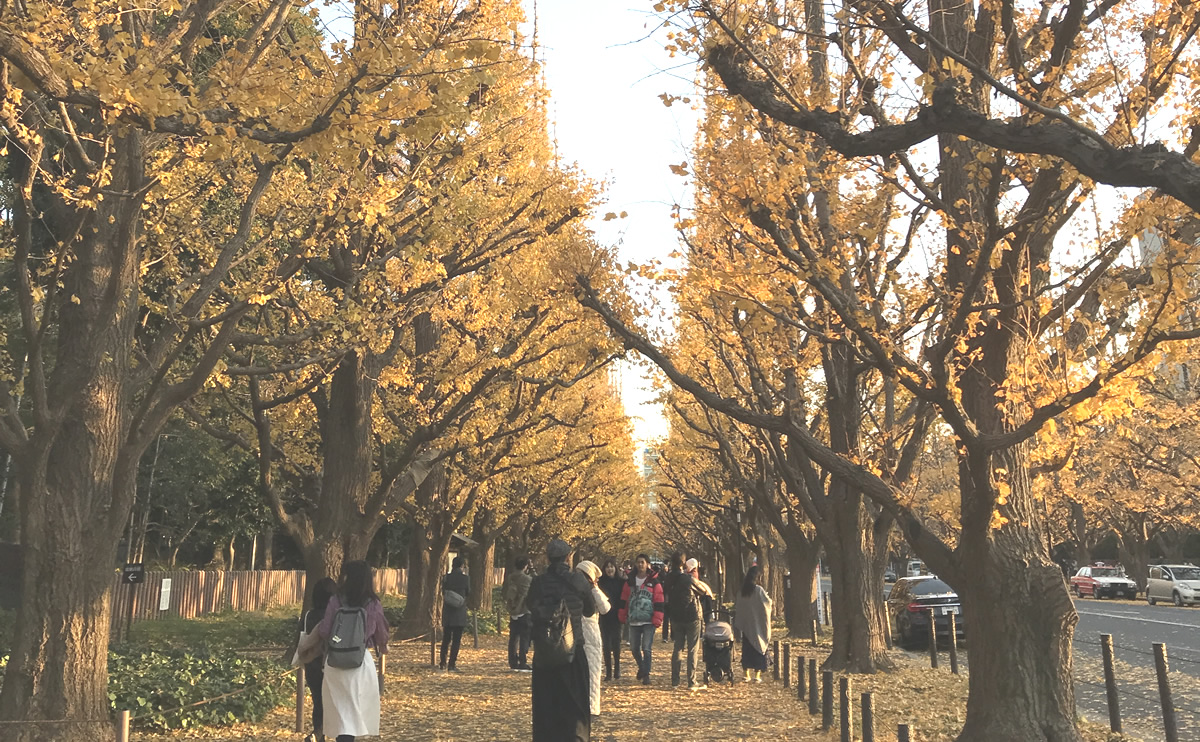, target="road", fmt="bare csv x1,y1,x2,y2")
819,578,1200,740
1071,598,1200,741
